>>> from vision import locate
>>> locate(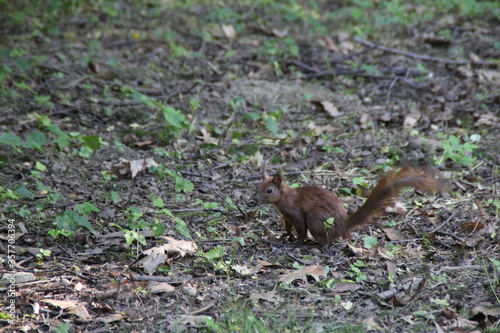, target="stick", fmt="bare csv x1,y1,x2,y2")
353,37,495,66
